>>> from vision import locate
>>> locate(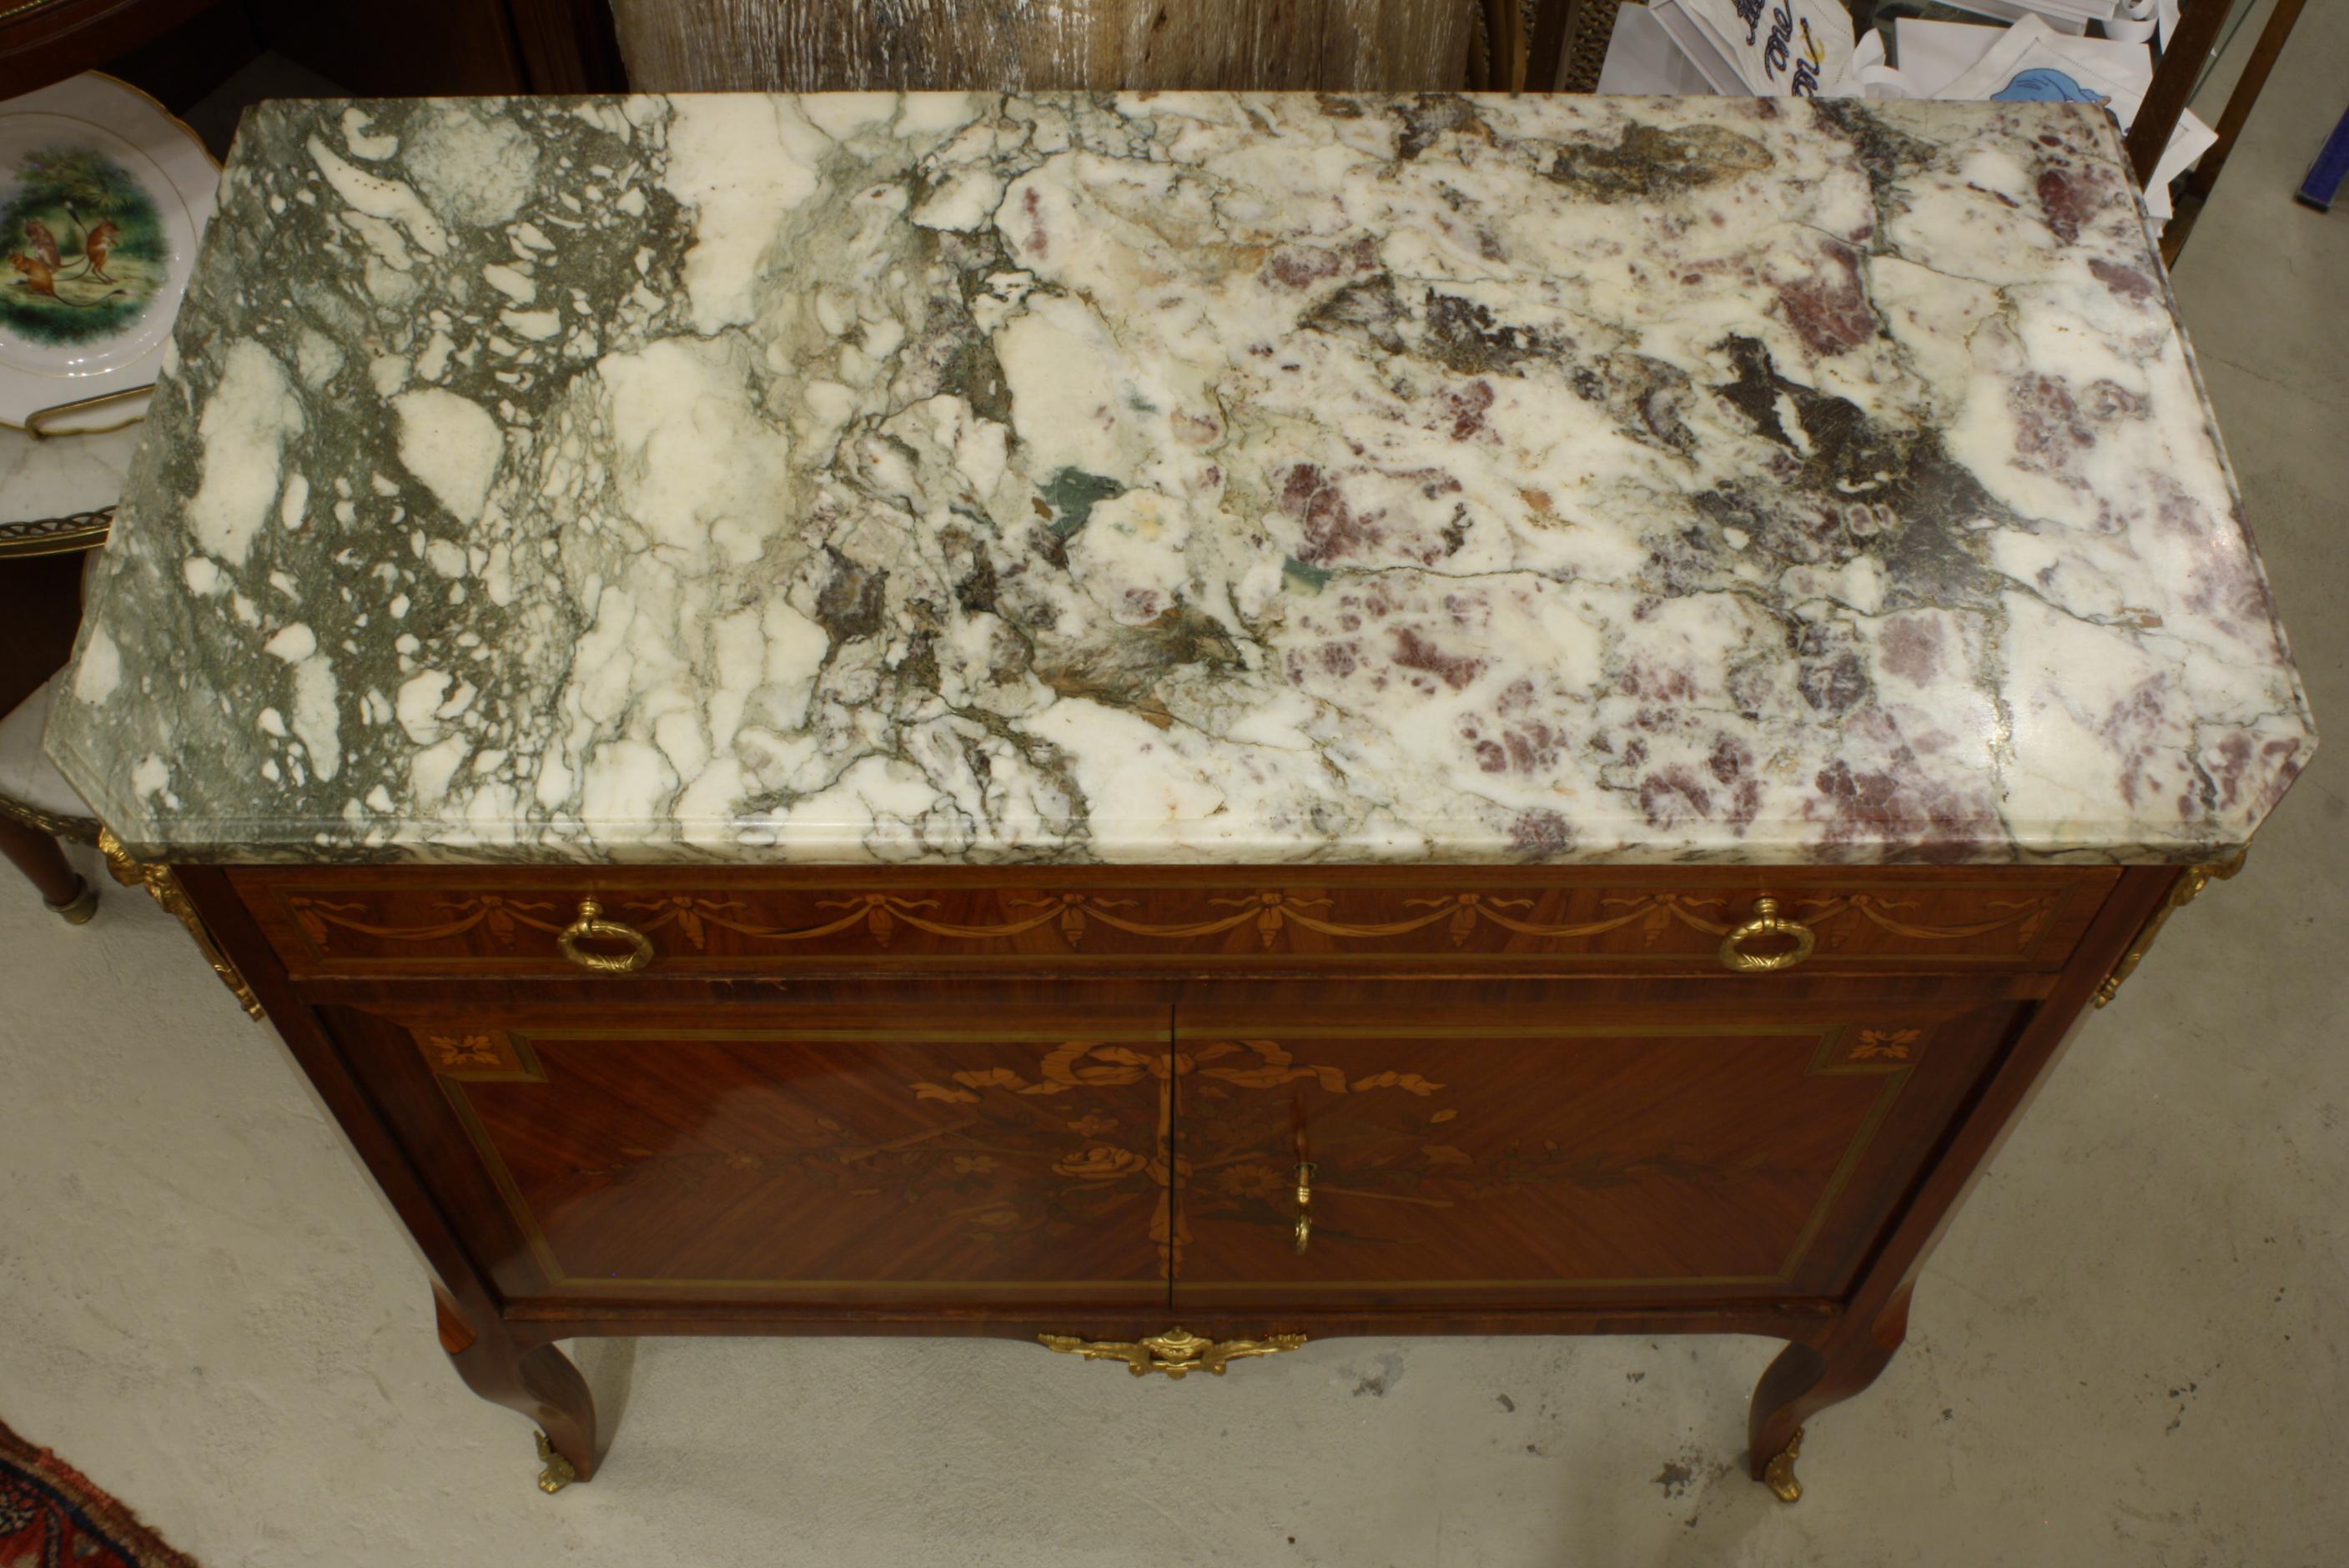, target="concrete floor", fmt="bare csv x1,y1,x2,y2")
6,32,2346,1568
